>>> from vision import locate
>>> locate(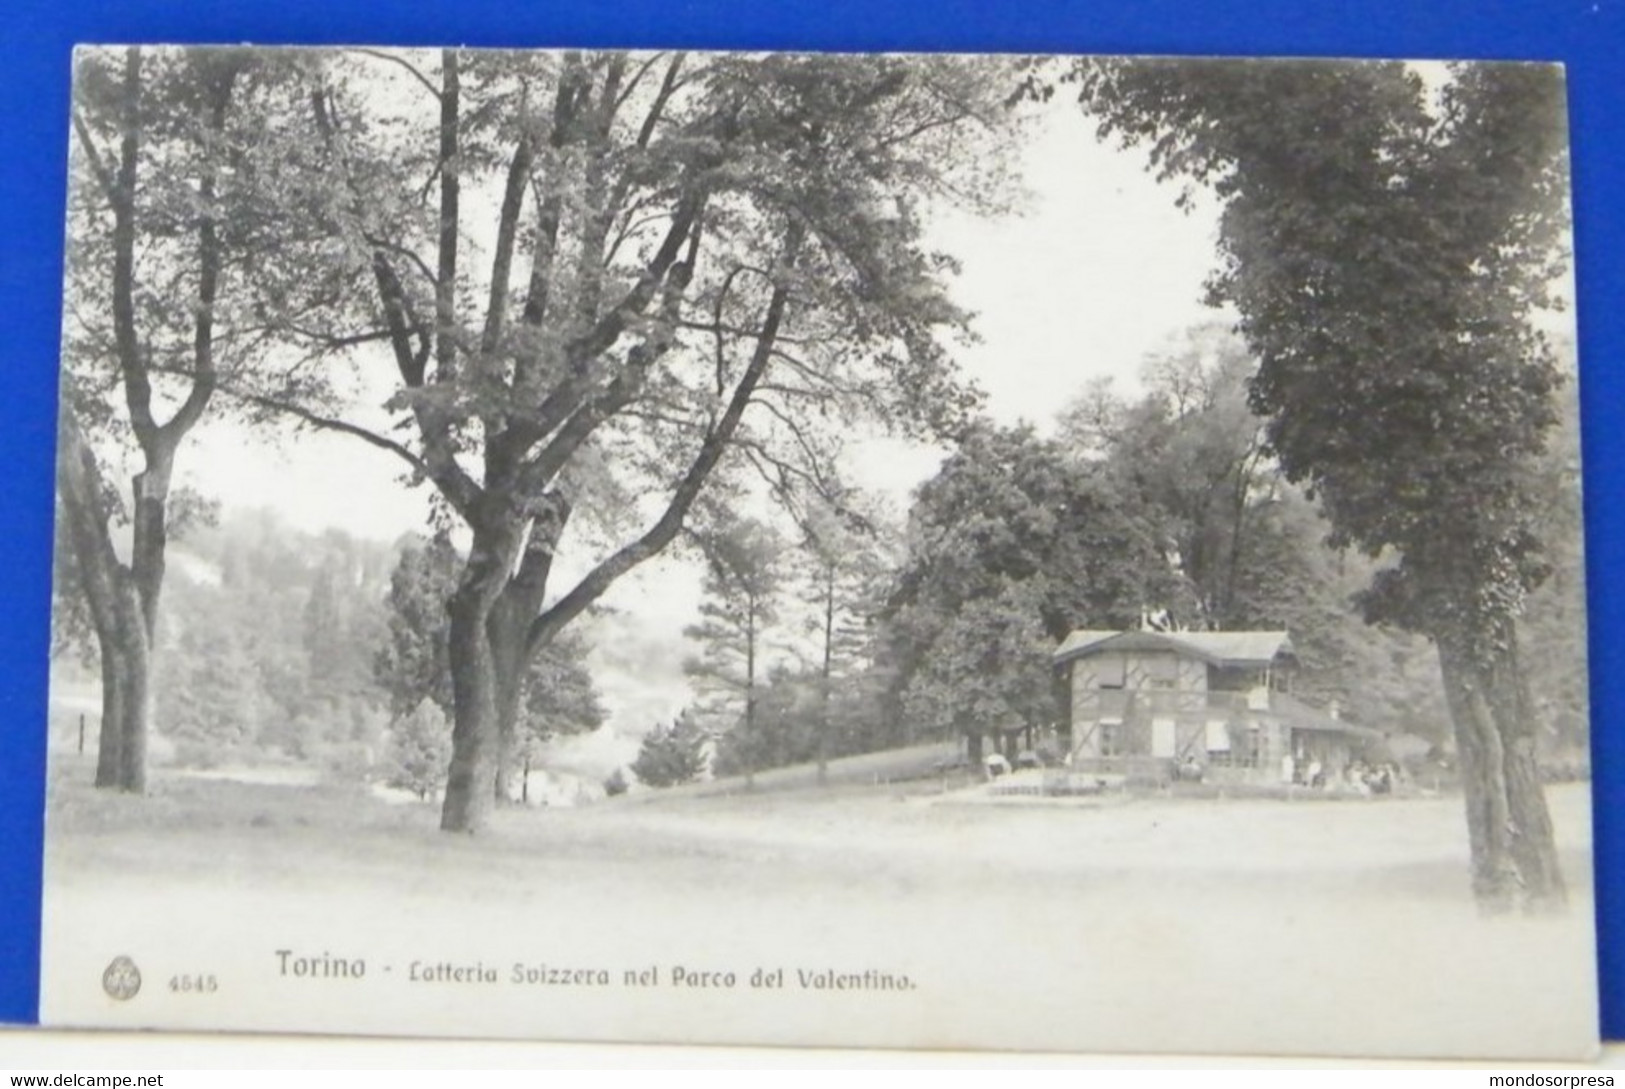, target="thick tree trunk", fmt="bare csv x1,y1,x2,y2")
94,637,126,787
485,506,563,805
115,613,152,794
440,537,507,833
58,410,154,793
441,590,500,832
491,674,523,805
1435,622,1565,912
78,575,152,792
488,598,526,806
